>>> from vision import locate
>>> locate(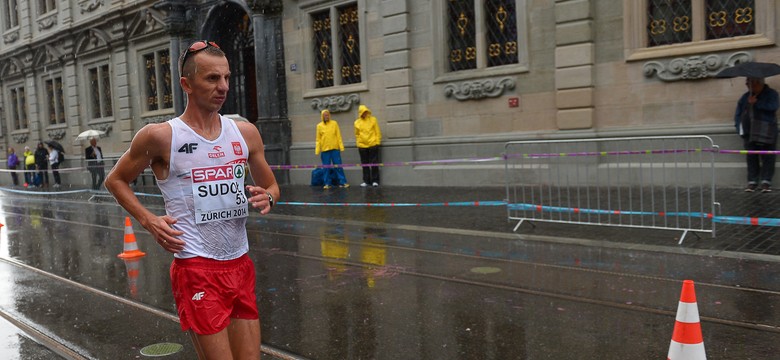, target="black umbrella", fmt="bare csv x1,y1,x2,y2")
45,140,64,153
715,61,780,79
